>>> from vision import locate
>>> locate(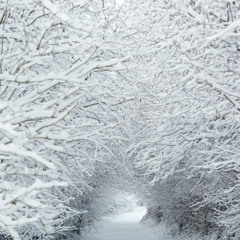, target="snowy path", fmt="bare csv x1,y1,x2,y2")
82,208,158,240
